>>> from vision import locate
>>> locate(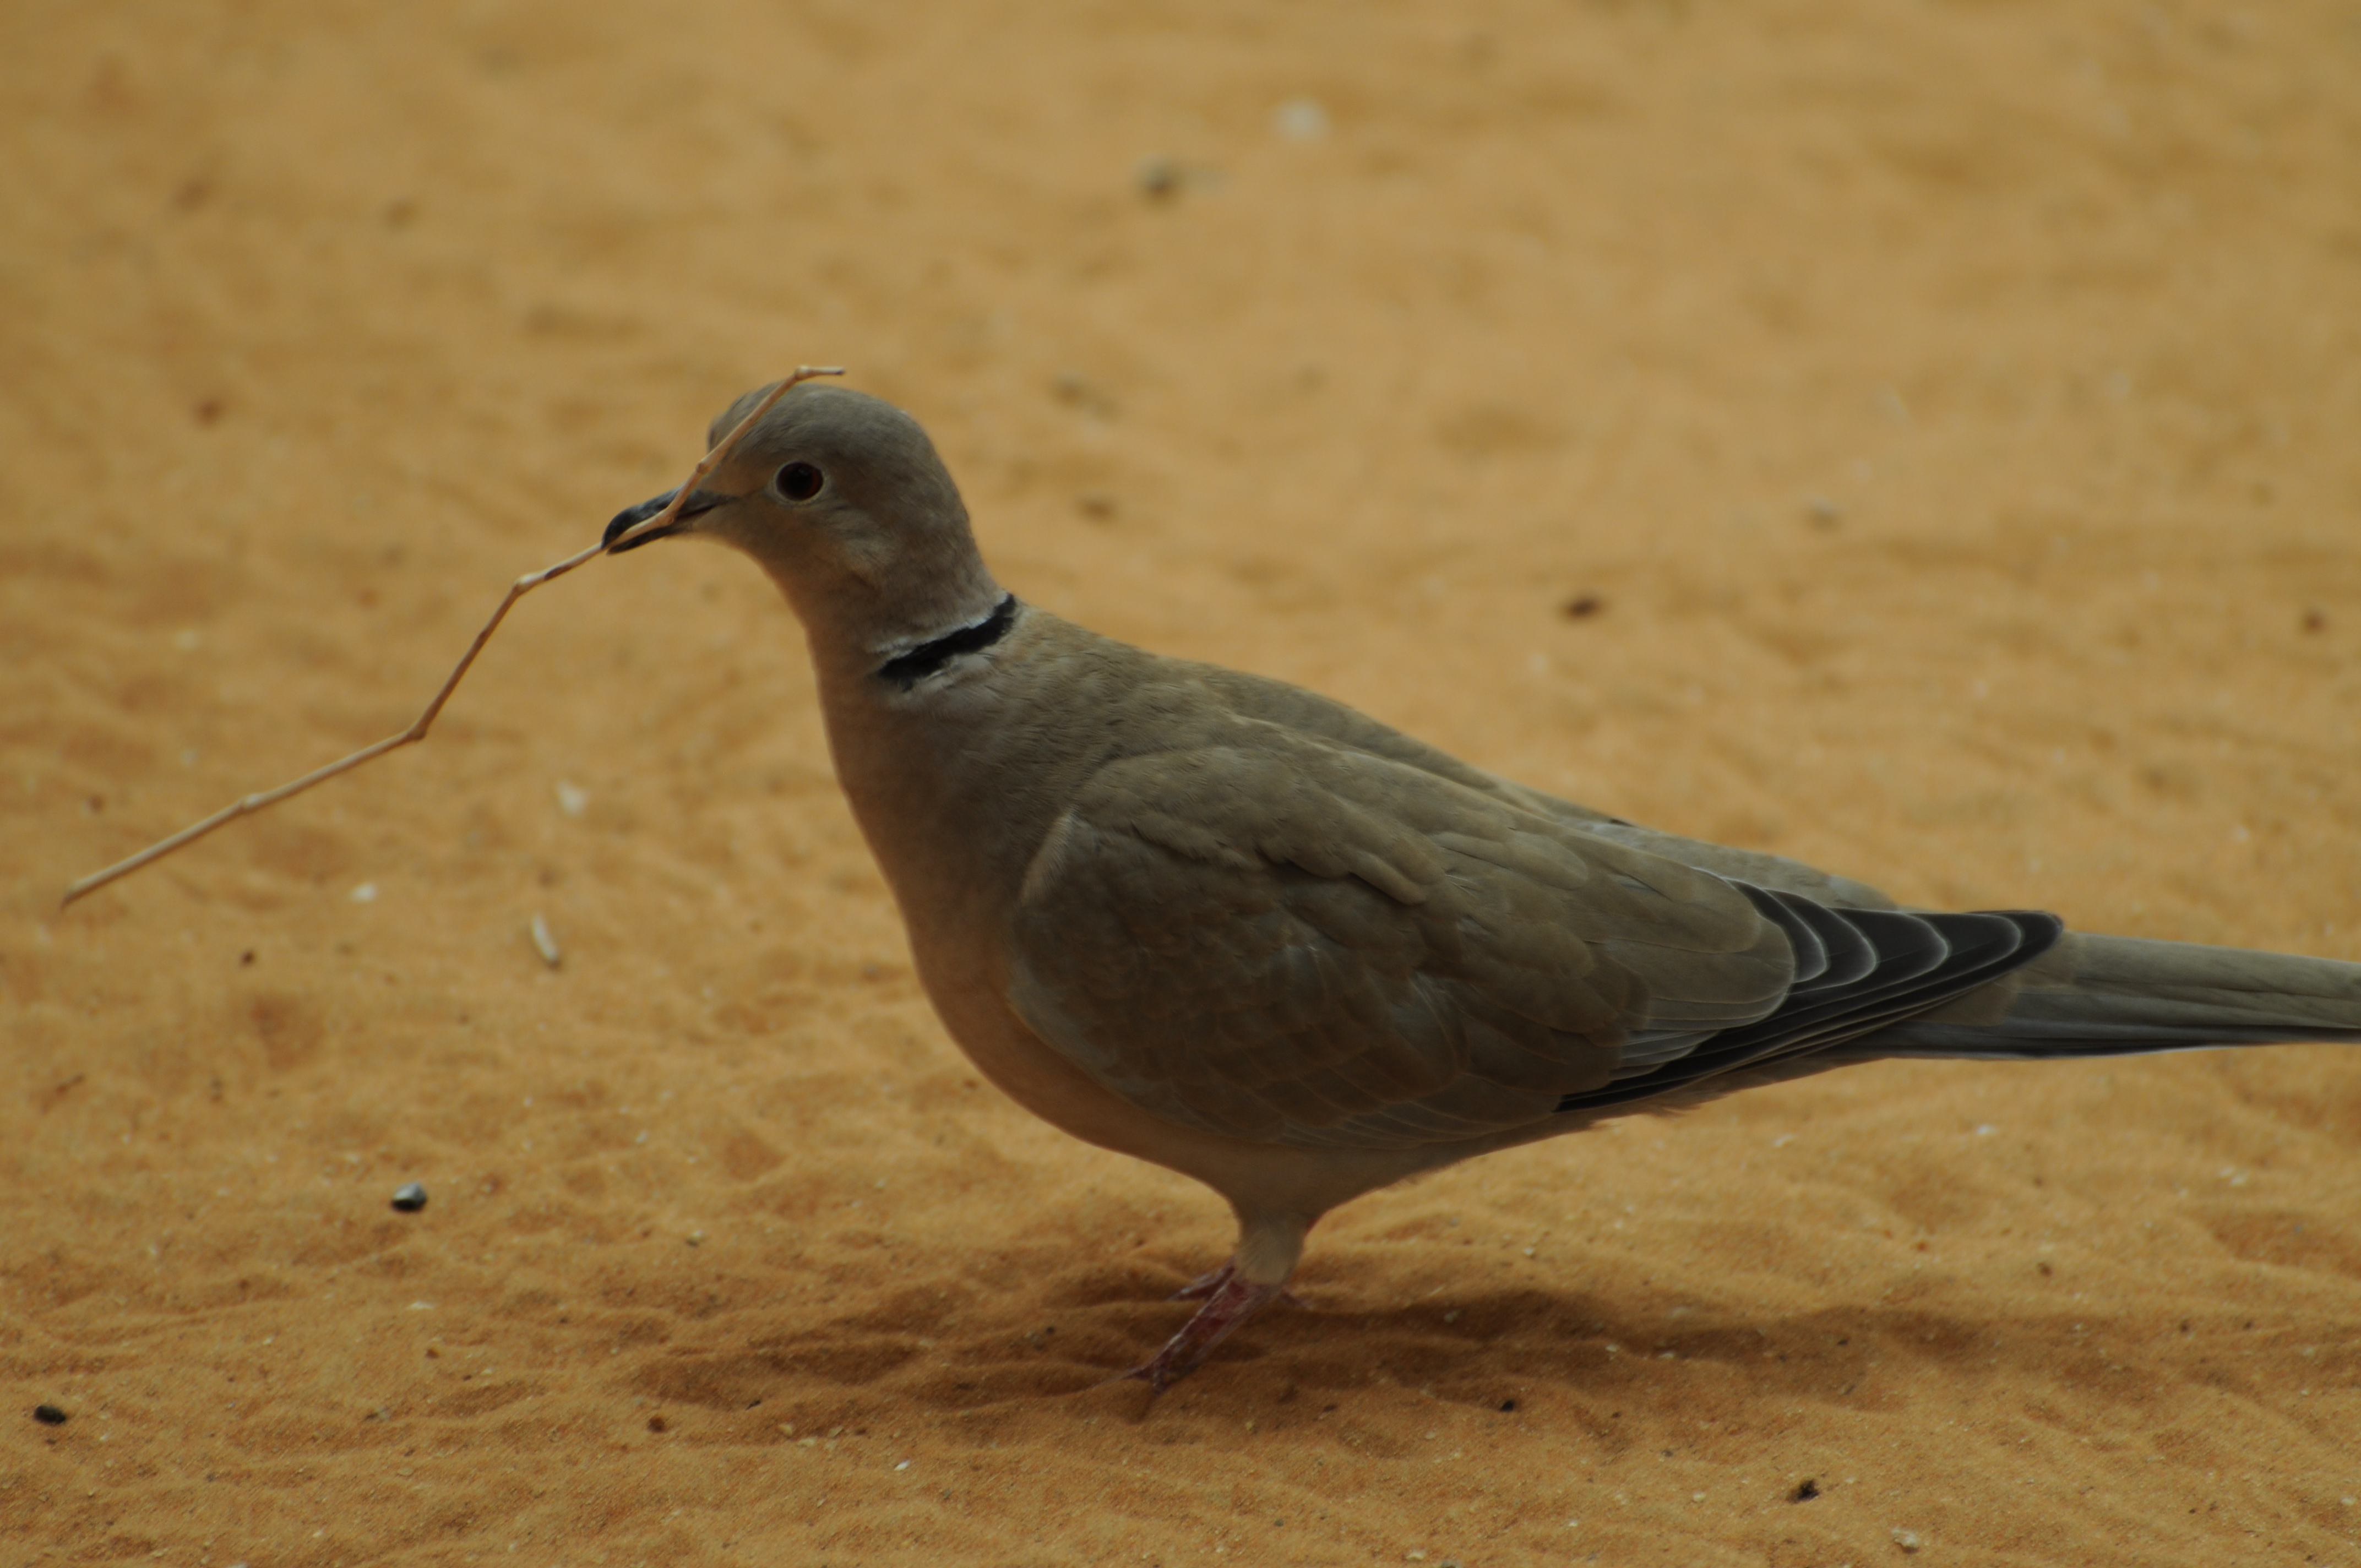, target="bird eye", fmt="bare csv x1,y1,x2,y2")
775,462,824,502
